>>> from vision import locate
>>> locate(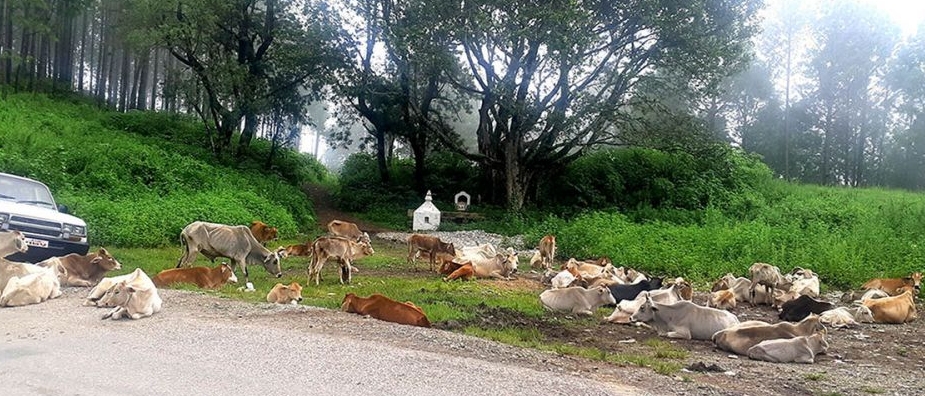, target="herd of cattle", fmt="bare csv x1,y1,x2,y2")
1,223,922,365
